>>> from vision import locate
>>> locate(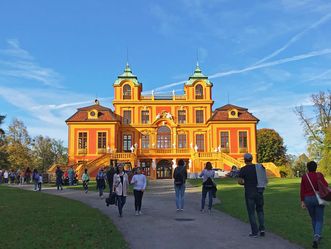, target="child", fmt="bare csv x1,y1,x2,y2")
82,169,90,193
38,173,43,191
